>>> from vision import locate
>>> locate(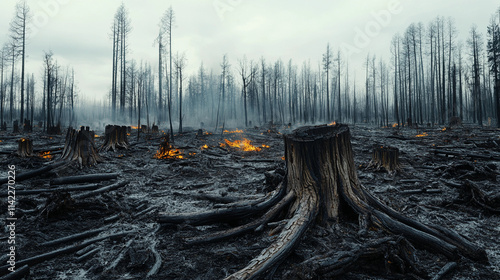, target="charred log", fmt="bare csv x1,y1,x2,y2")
100,125,129,152
369,146,400,174
61,126,102,167
0,161,66,184
50,173,118,185
17,138,33,157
